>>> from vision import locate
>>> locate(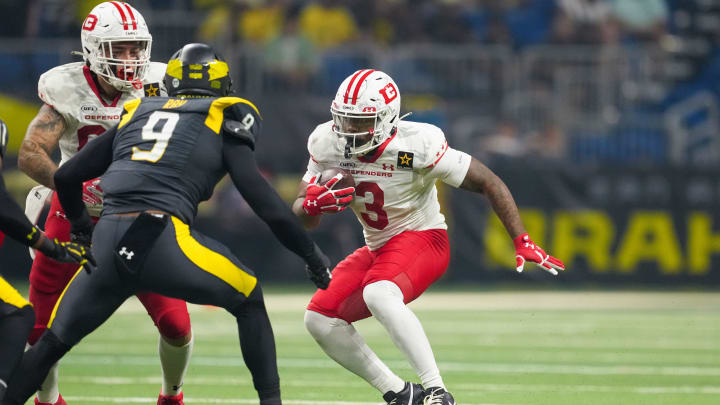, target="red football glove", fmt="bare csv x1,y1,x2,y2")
302,174,355,216
513,233,565,276
82,178,104,218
